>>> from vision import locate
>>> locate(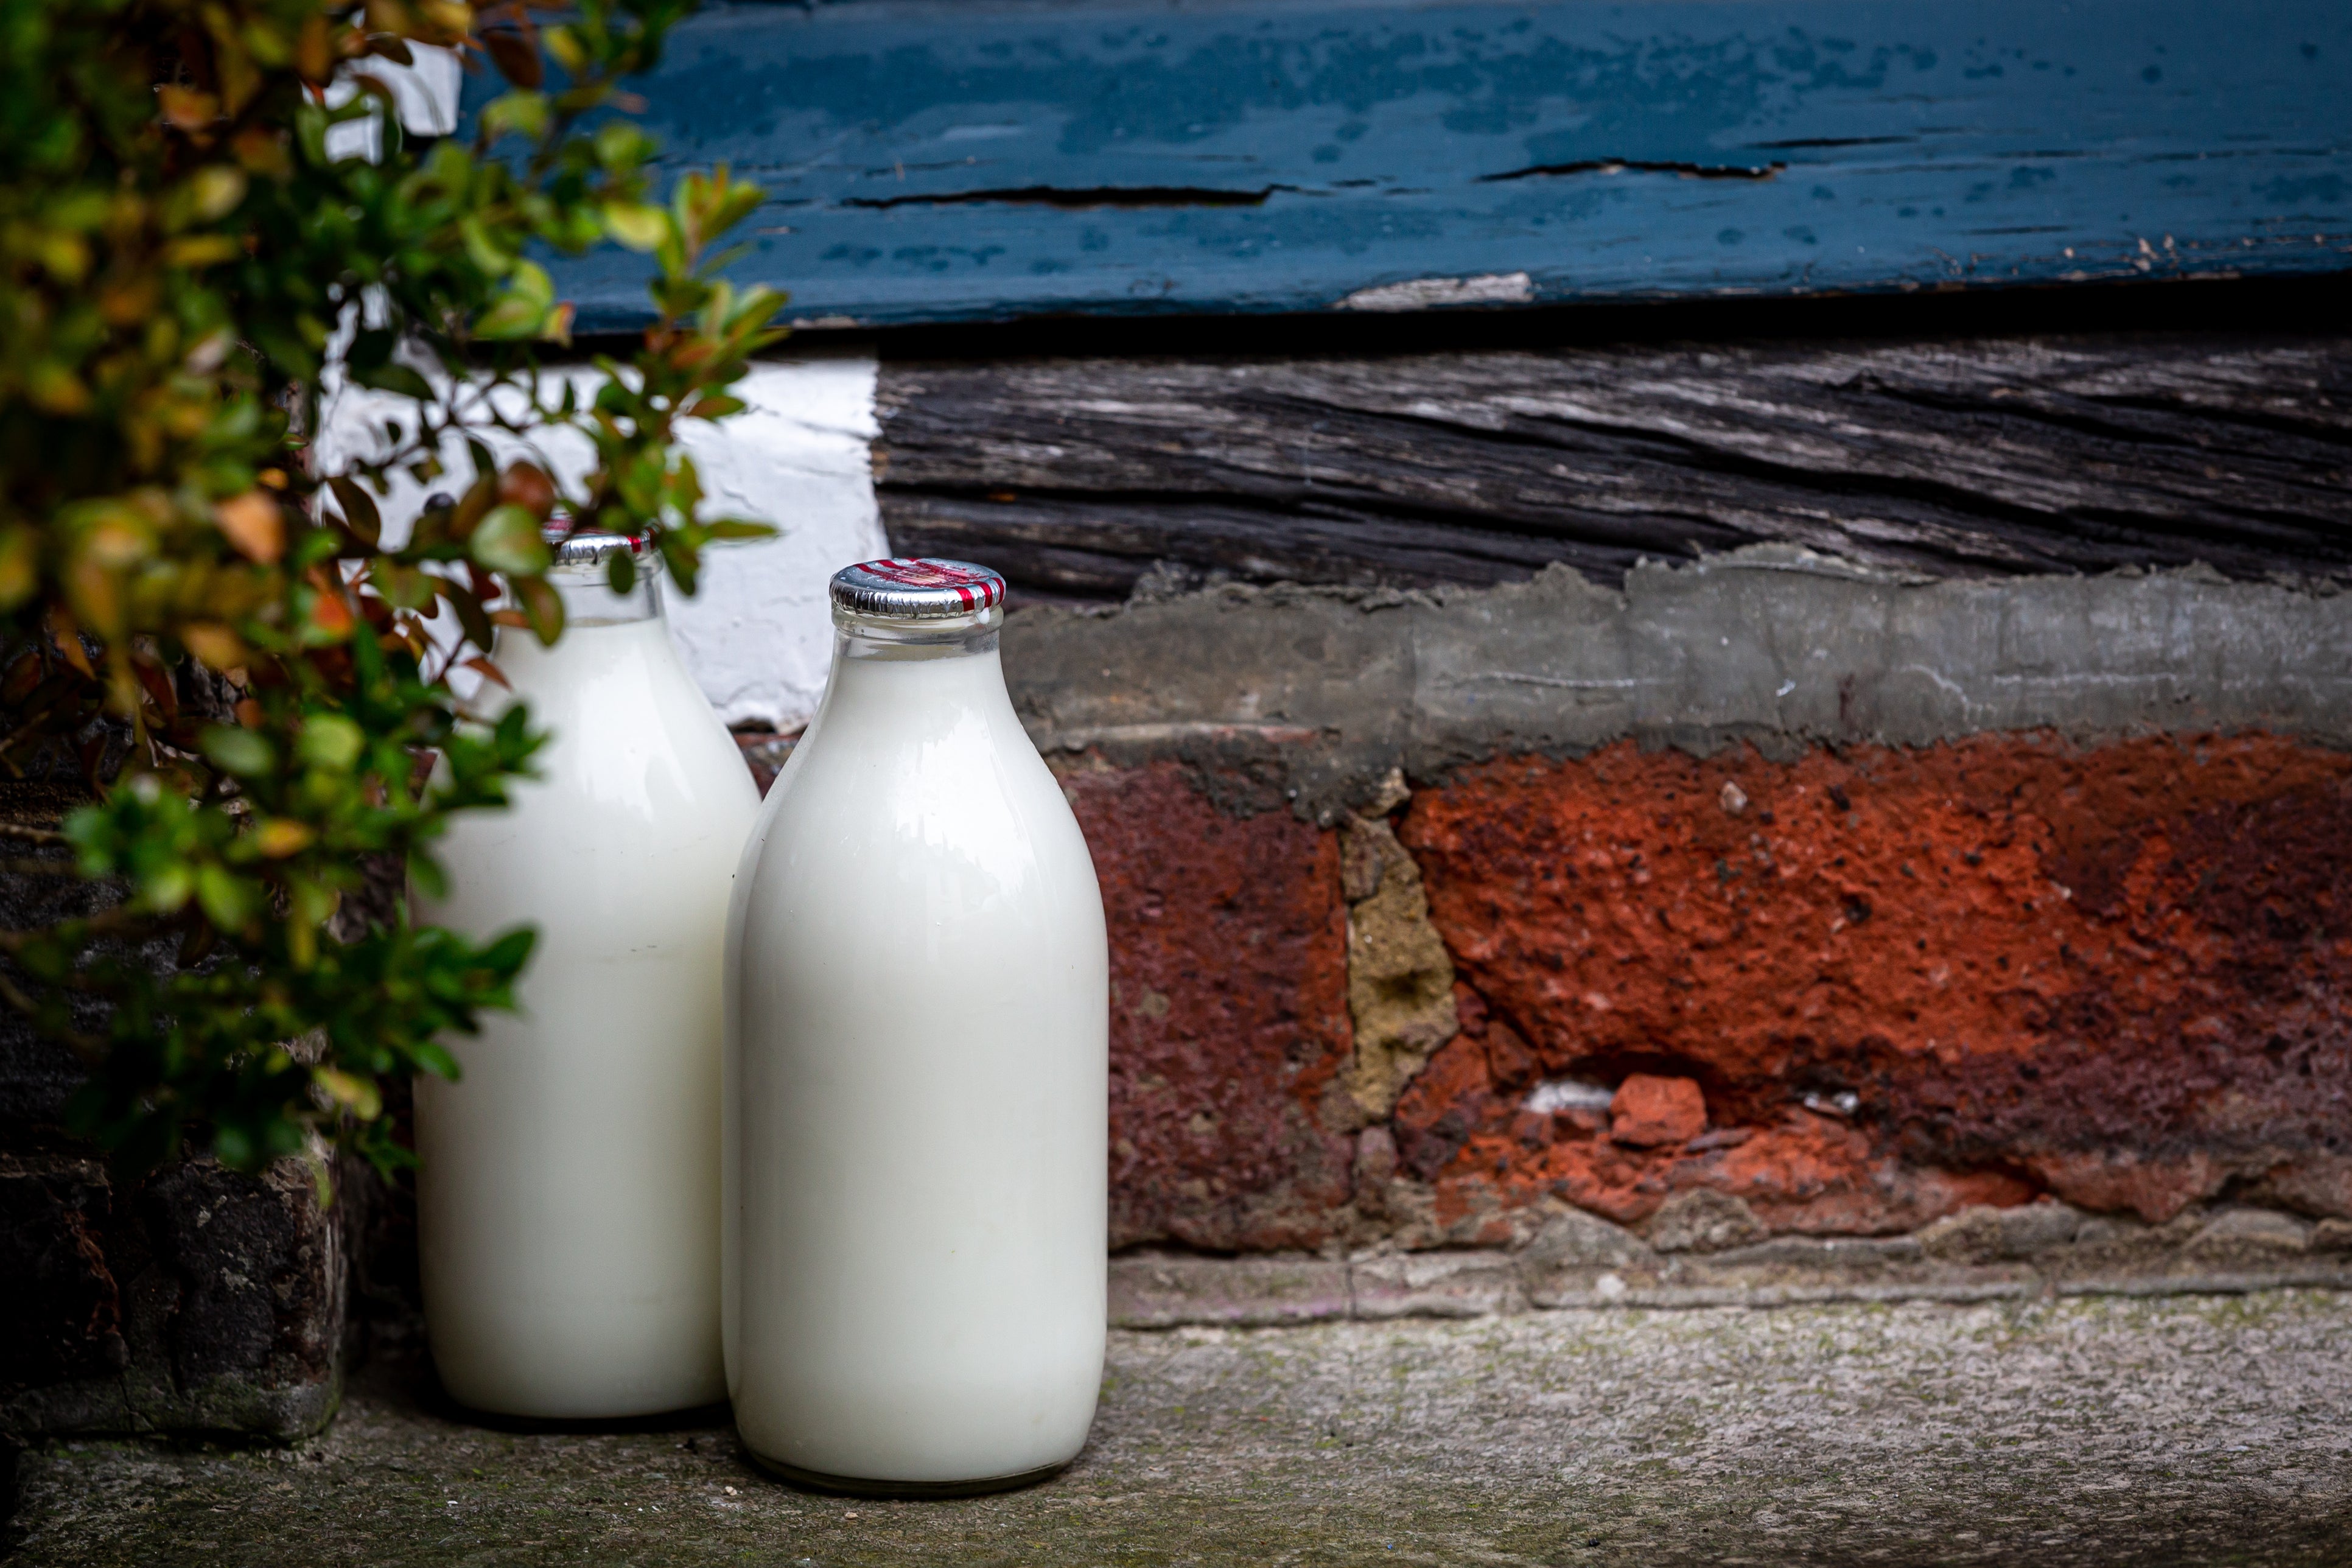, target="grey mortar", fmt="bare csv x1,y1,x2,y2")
1005,547,2352,819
